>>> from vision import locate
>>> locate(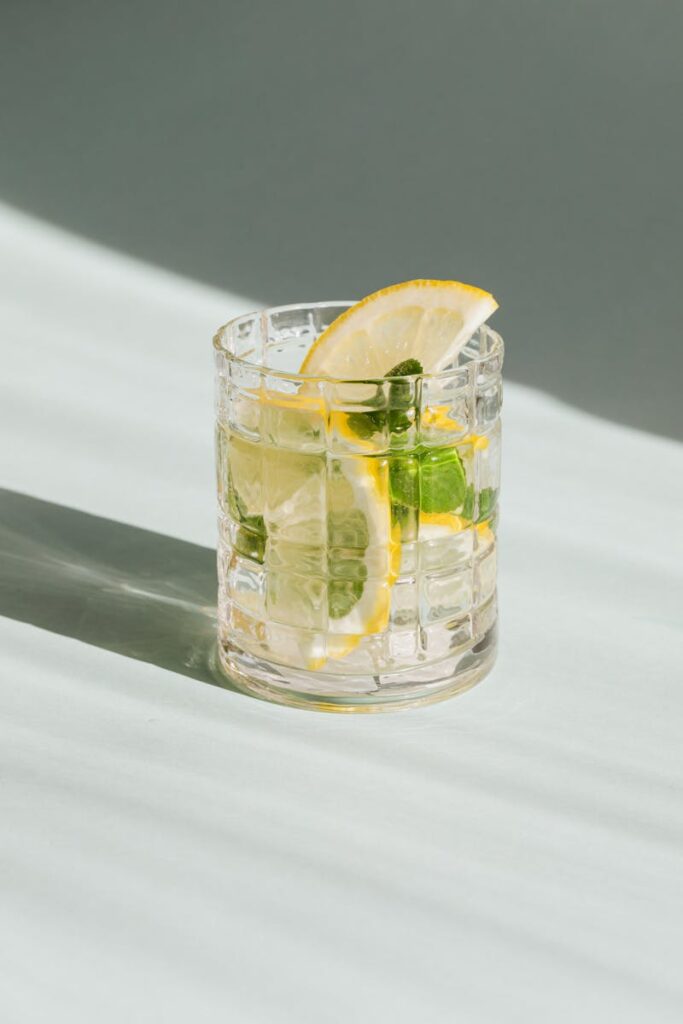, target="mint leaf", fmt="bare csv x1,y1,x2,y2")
389,454,420,509
228,478,247,521
391,501,418,541
458,485,499,523
329,570,368,619
385,359,422,435
235,514,267,563
477,487,497,523
228,473,268,563
343,359,473,522
420,448,467,513
345,408,382,439
389,445,467,516
327,496,370,619
385,358,423,378
346,359,423,440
